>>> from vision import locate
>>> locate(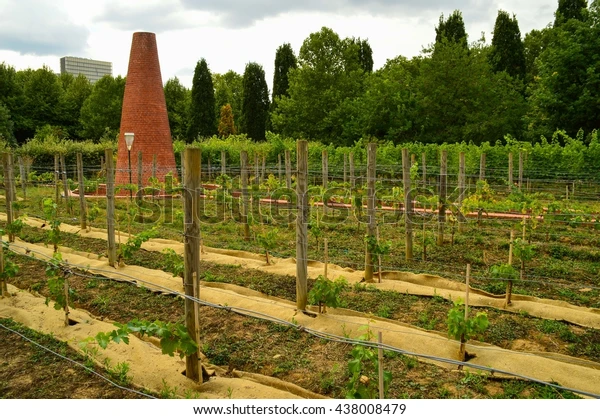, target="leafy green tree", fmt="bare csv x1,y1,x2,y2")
60,74,92,139
218,103,236,137
187,59,216,141
347,38,374,73
241,62,269,141
523,28,553,85
555,0,588,26
435,10,468,49
79,75,126,140
164,76,190,140
213,70,243,127
0,102,15,145
490,10,526,79
527,11,600,139
272,27,369,145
